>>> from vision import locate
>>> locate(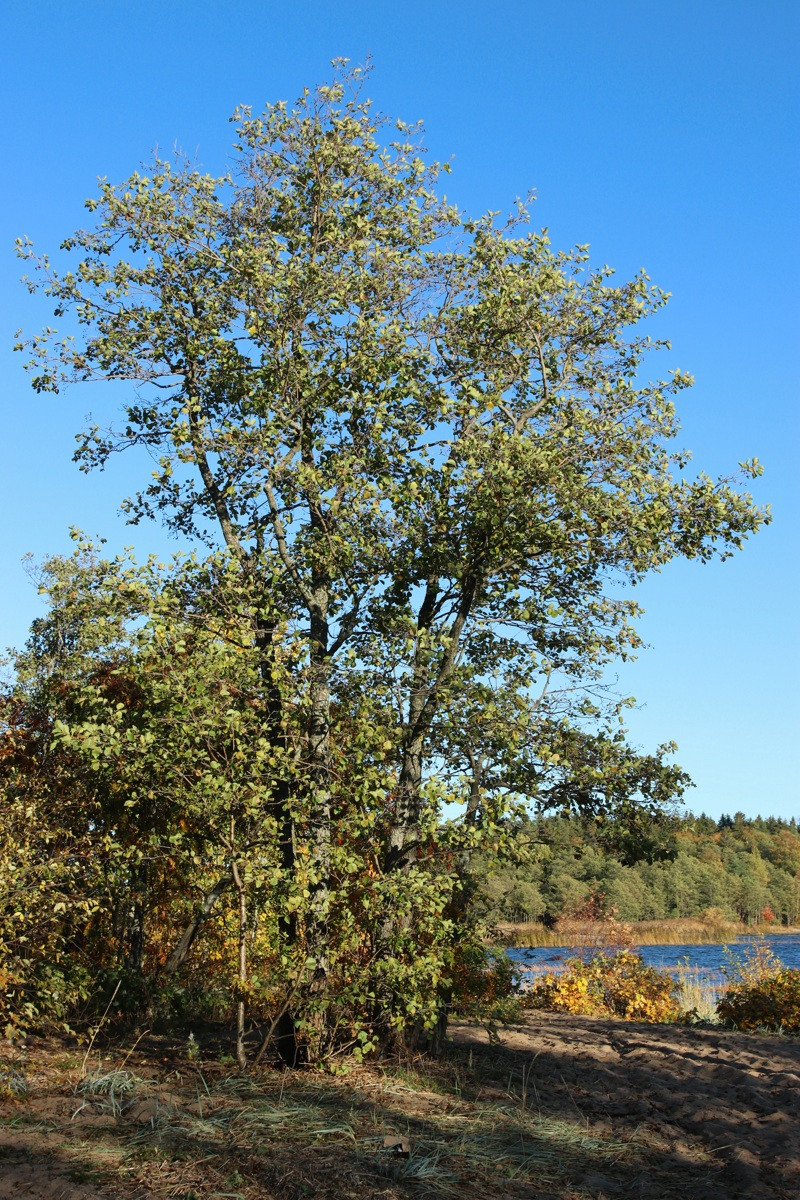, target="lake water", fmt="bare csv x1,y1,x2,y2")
507,934,800,996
